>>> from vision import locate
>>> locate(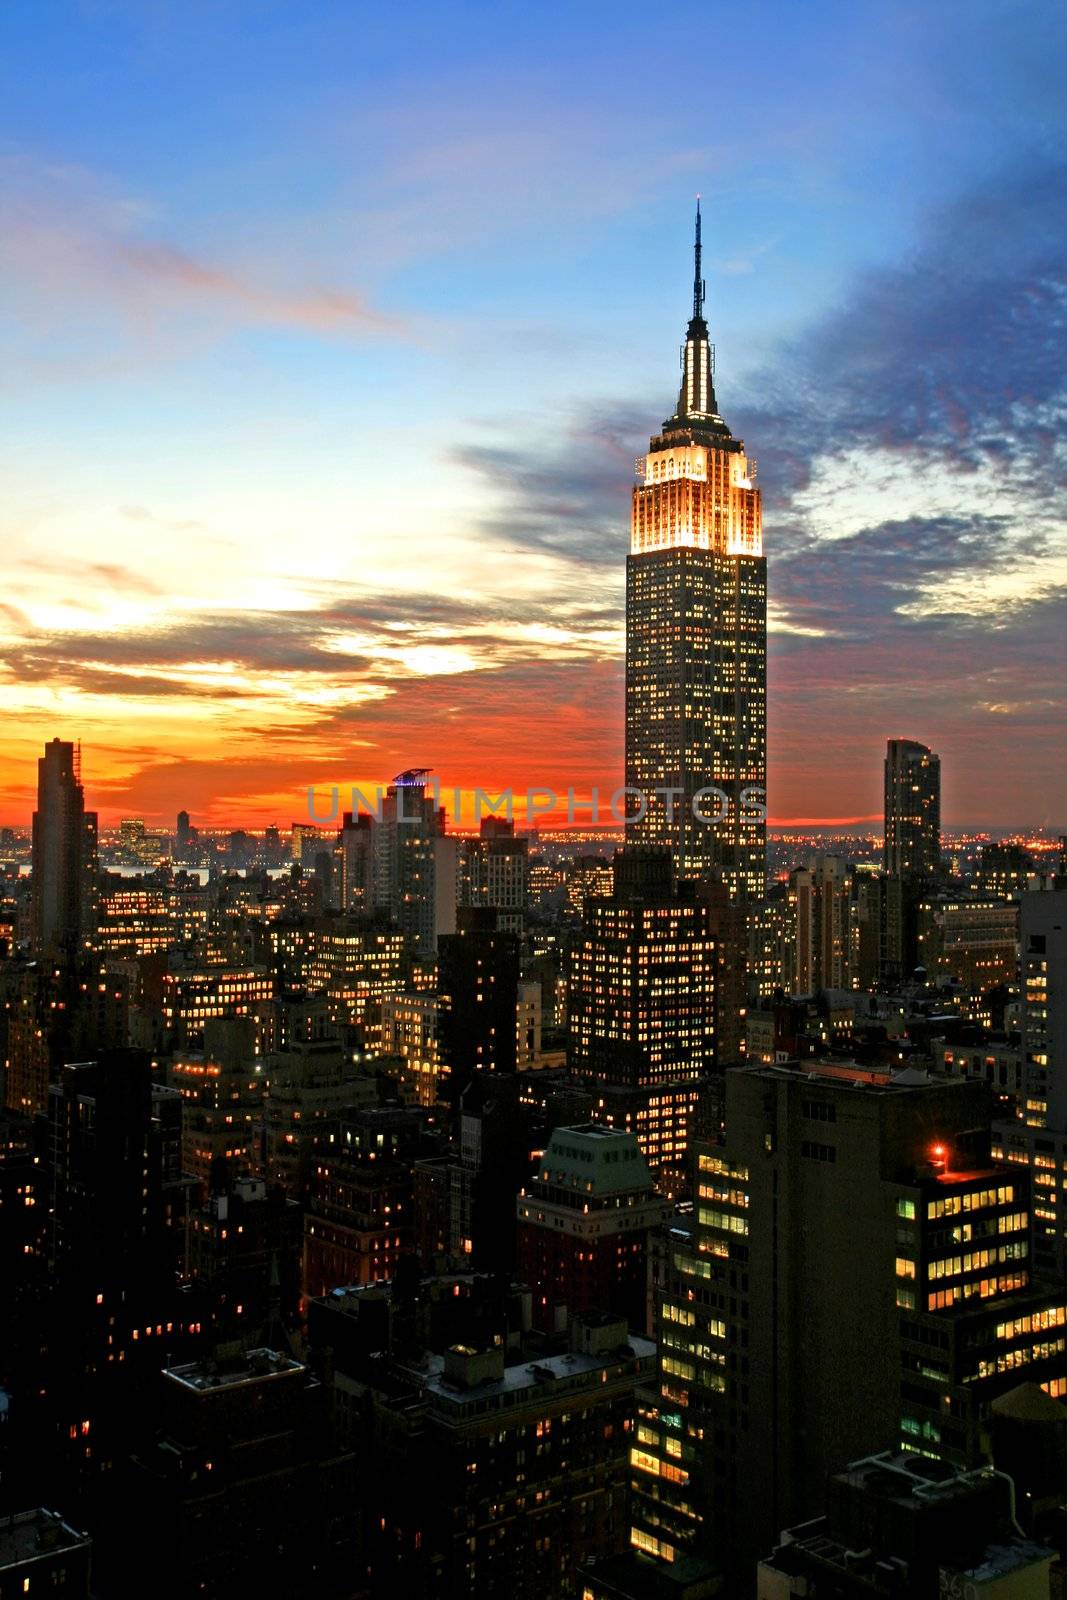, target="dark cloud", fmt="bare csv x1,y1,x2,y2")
769,513,1042,637
5,580,619,704
449,157,1066,591
447,406,647,566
